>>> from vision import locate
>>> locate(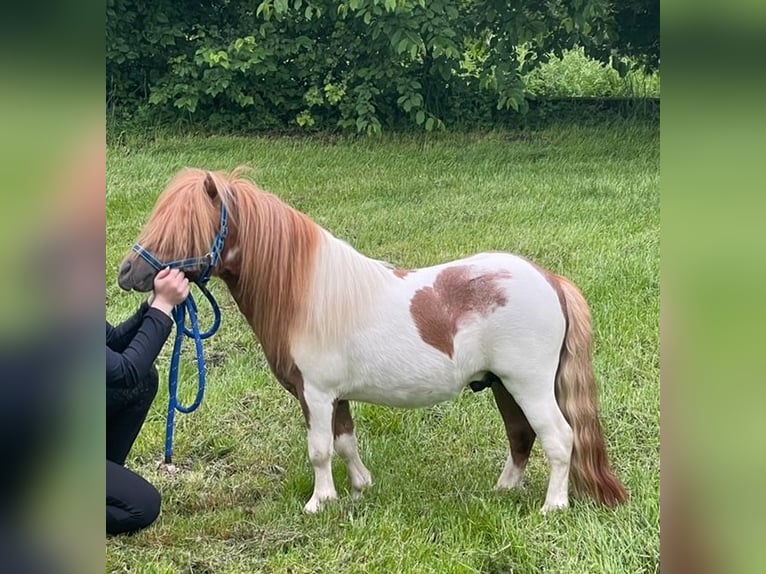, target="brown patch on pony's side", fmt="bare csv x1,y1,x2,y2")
332,400,355,438
409,266,512,358
393,269,411,279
